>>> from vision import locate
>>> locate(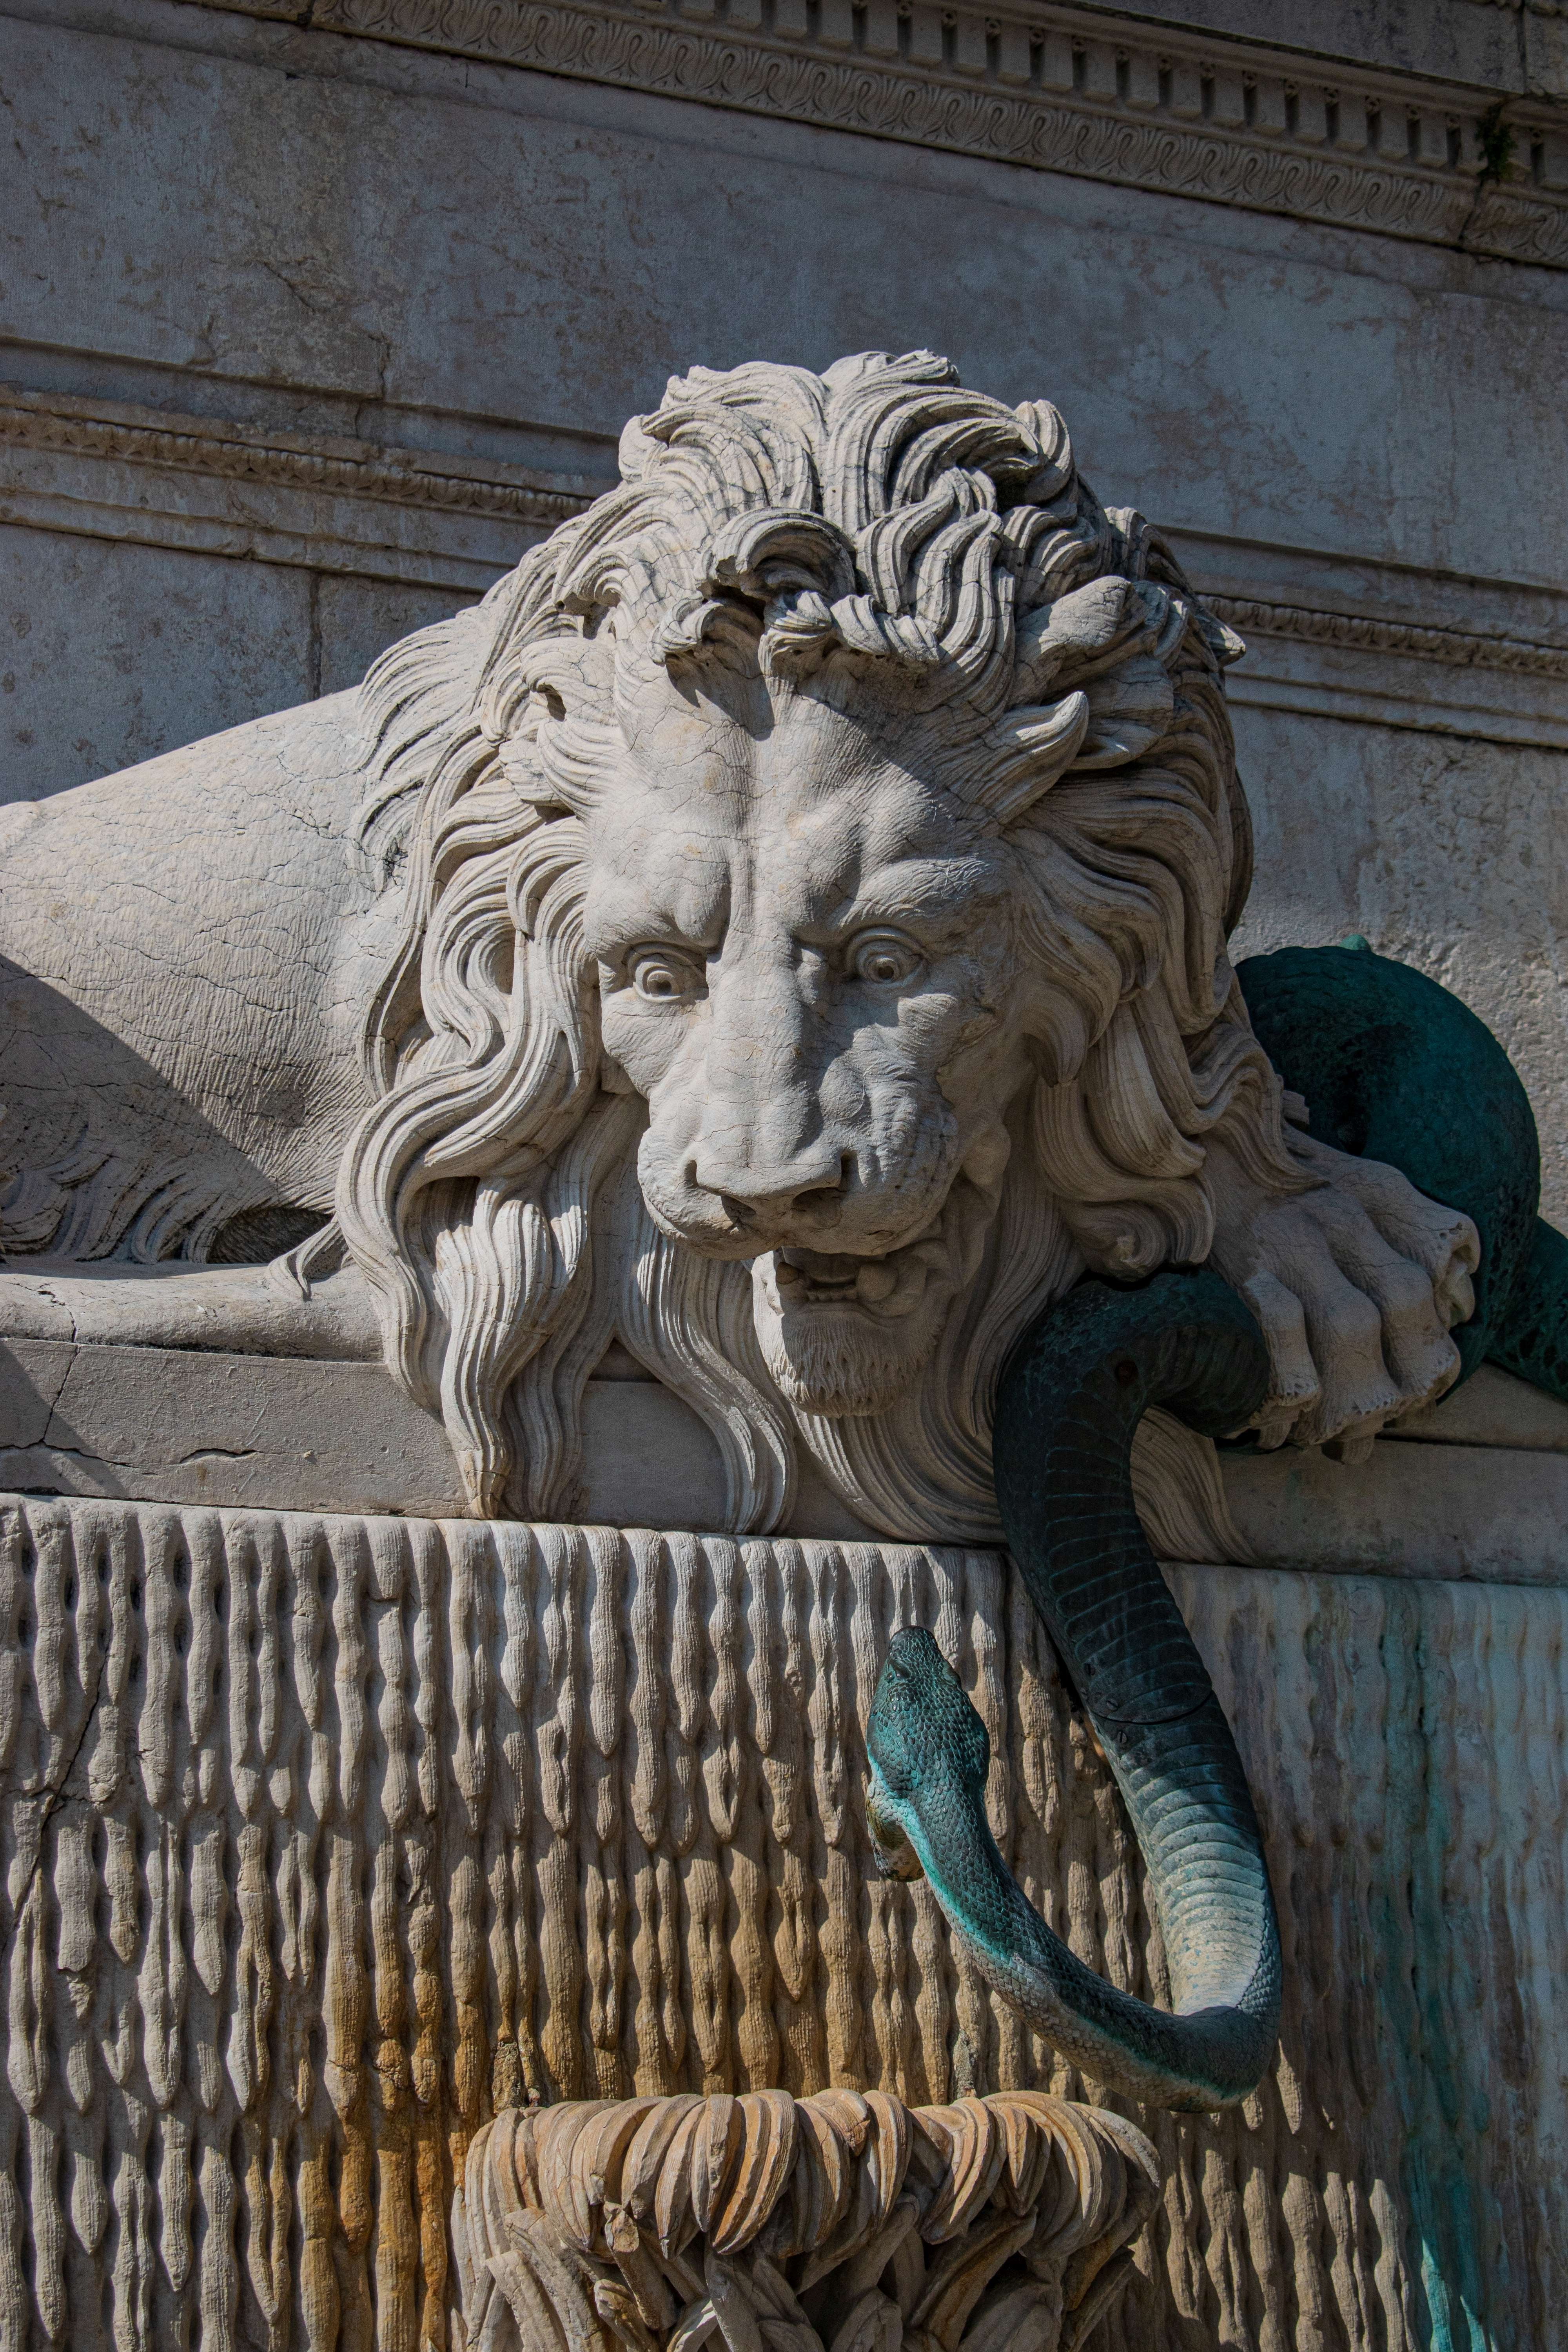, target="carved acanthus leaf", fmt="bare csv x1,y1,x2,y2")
455,2091,1161,2352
